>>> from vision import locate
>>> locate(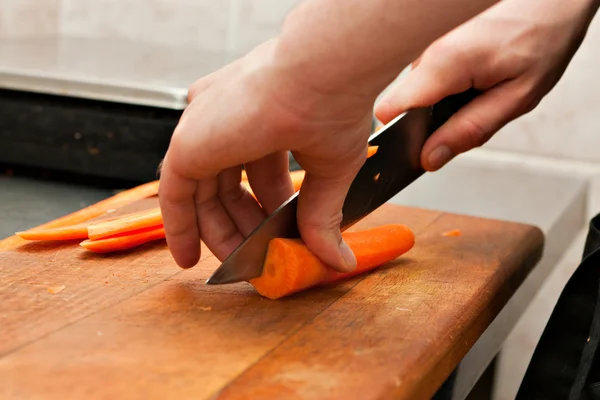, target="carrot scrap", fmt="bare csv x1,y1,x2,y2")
47,285,66,294
442,229,461,237
367,145,379,158
80,226,165,253
87,208,162,241
250,224,414,300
